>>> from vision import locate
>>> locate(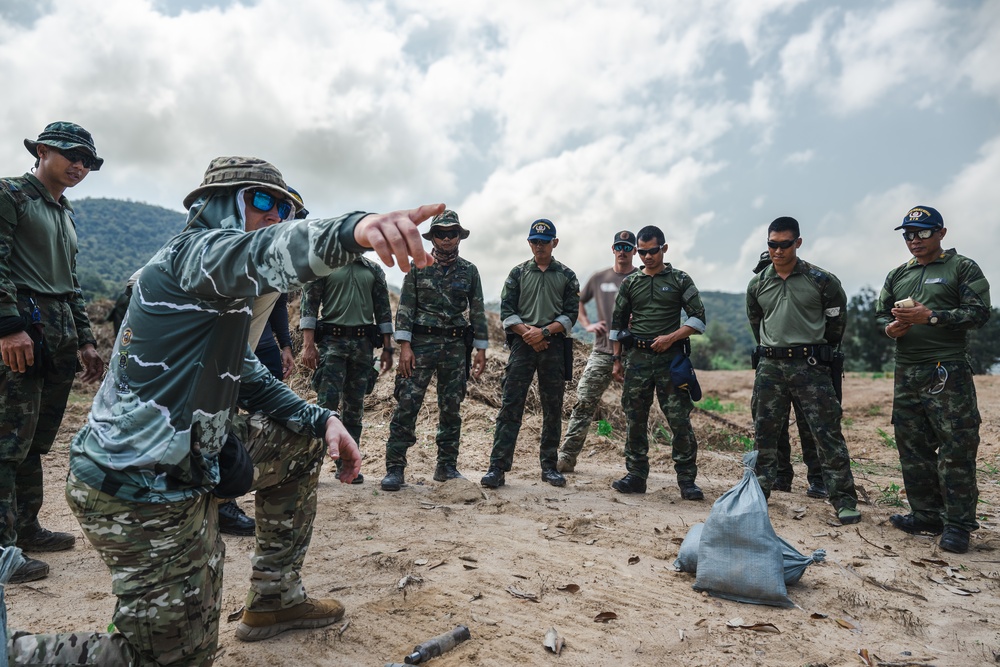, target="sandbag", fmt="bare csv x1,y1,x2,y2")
673,522,703,573
674,522,825,587
693,451,793,608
